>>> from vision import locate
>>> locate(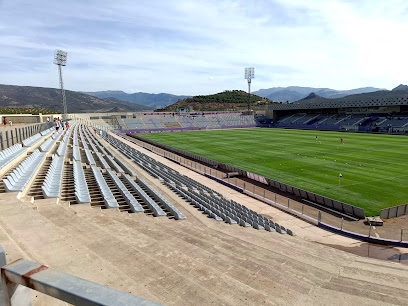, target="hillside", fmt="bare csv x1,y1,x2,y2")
160,90,274,111
253,86,383,102
0,84,154,113
84,90,190,108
